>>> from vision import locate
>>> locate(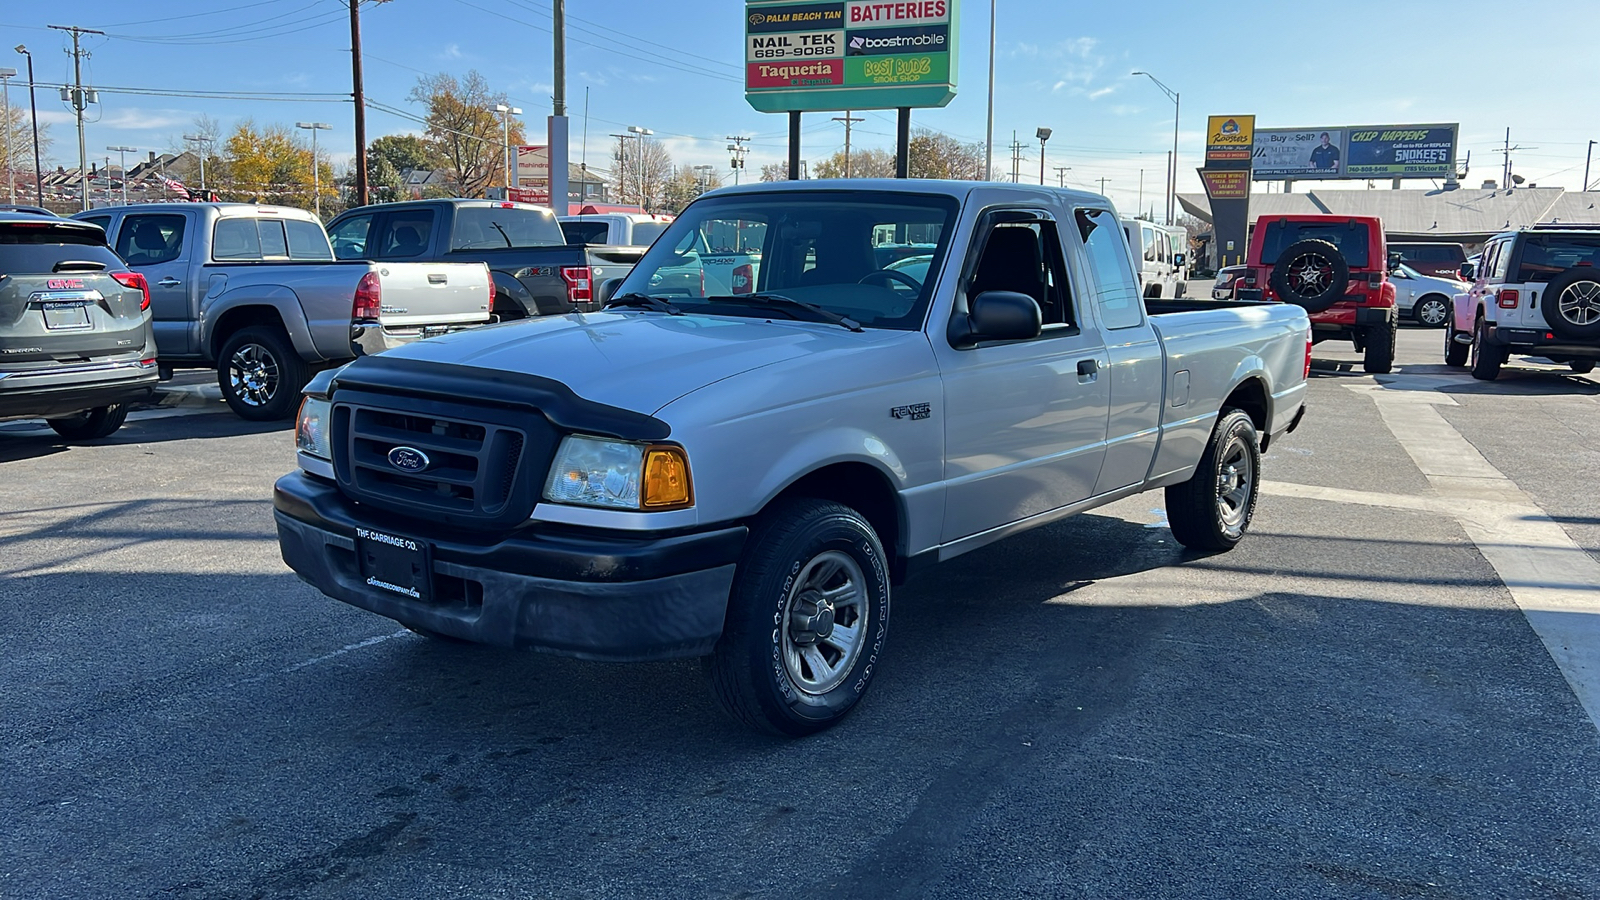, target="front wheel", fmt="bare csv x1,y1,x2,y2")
1363,321,1396,374
1165,409,1261,552
47,403,130,440
1414,295,1451,328
217,326,310,421
1444,325,1469,367
1570,361,1596,374
707,499,890,737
